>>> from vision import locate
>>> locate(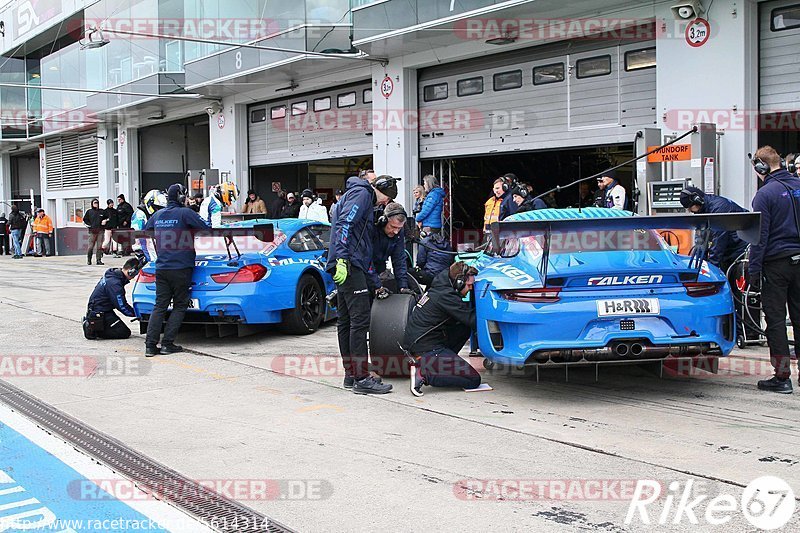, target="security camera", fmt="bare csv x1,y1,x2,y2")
205,101,223,116
671,1,704,20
